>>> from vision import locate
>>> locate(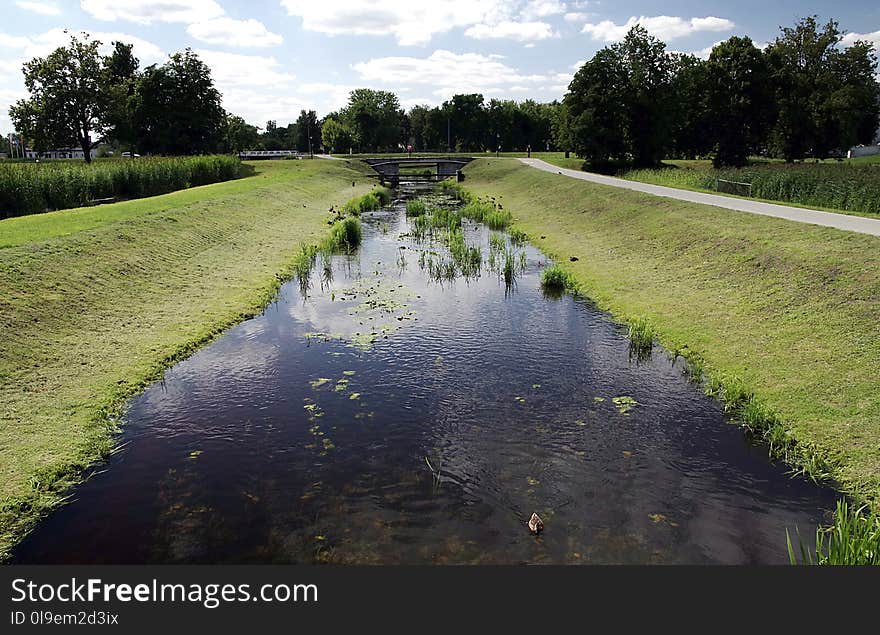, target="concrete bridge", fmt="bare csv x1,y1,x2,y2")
363,157,474,185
